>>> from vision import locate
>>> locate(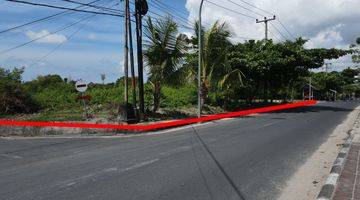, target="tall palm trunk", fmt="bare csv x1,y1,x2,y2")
153,83,161,113
200,80,208,110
